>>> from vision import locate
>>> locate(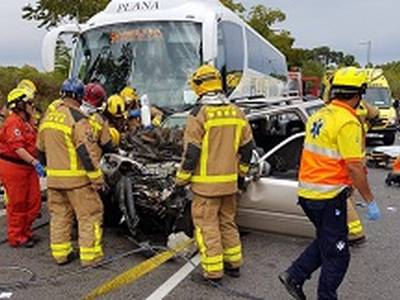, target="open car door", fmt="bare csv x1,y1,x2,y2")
237,133,314,238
